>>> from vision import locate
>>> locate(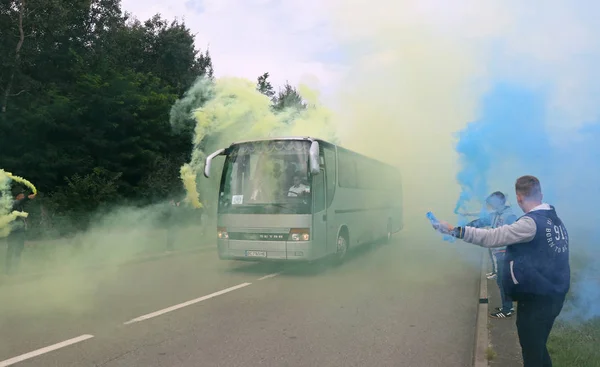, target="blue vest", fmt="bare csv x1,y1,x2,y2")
502,206,571,299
